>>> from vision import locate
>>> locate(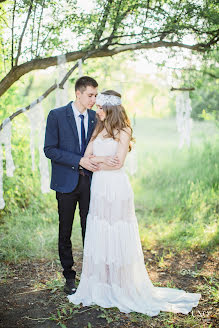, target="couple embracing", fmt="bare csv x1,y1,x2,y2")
44,76,200,316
